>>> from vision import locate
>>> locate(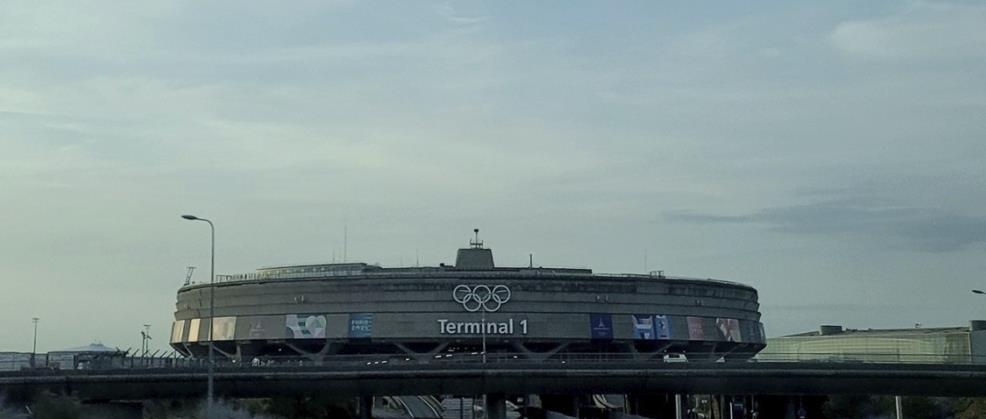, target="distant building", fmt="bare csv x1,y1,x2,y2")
760,321,986,363
48,343,128,369
0,343,128,371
